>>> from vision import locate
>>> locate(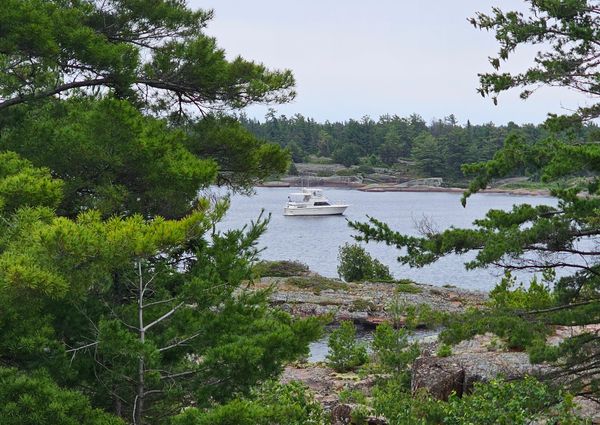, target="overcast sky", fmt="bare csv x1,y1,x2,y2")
191,1,592,125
